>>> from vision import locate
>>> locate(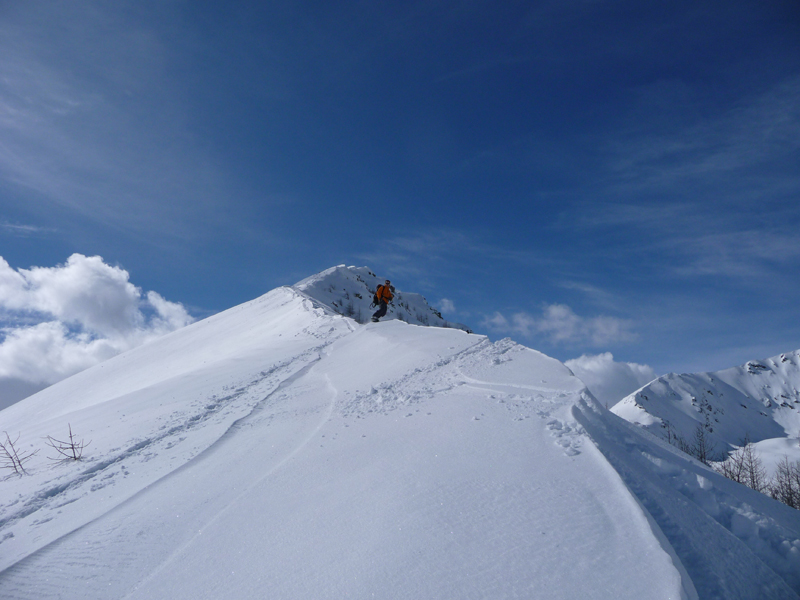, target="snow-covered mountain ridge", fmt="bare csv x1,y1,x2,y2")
611,349,800,471
1,267,799,599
